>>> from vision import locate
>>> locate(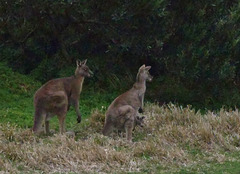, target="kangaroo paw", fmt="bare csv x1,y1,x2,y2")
139,108,144,113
